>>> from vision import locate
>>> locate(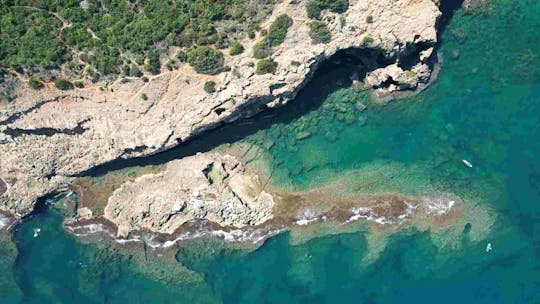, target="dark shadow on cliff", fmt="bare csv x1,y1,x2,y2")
80,0,466,178
438,0,465,34
81,48,390,177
